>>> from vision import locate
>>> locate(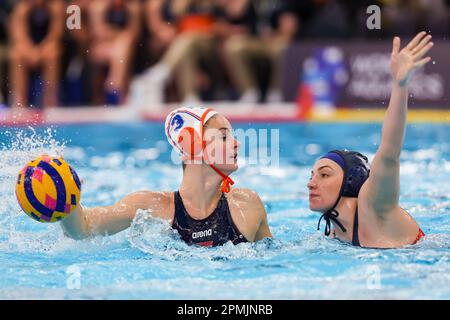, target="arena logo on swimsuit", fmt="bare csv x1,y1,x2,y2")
192,229,212,239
